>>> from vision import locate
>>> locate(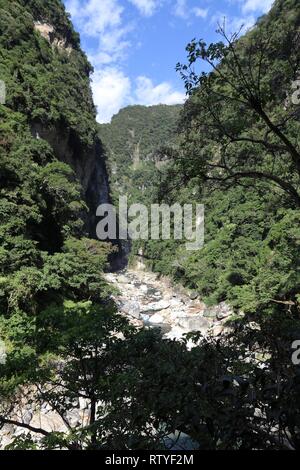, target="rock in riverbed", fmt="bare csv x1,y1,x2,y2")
120,300,141,319
148,313,165,324
178,316,210,331
141,300,170,312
